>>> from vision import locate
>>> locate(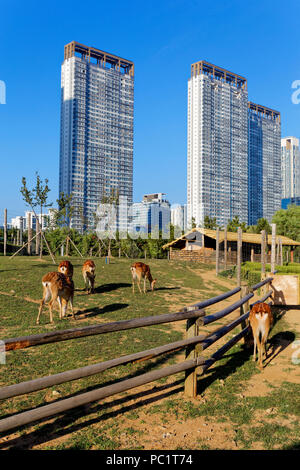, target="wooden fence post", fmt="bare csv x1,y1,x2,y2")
27,213,32,255
279,238,283,266
20,218,23,246
237,227,242,287
216,227,220,276
261,230,266,275
224,228,227,270
3,209,7,256
271,224,276,273
36,218,40,255
240,282,251,345
184,307,200,398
